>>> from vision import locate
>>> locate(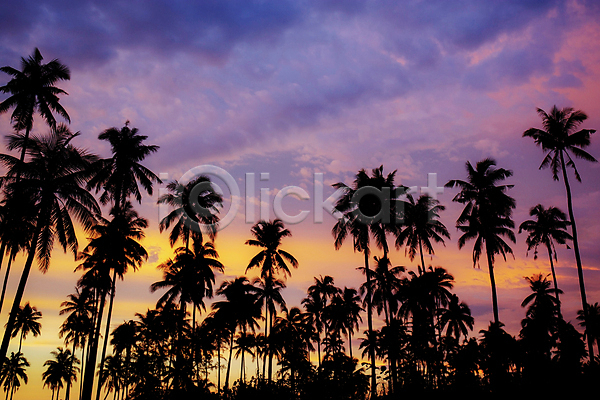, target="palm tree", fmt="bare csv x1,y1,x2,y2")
42,348,79,400
331,165,402,398
158,176,223,249
151,239,224,328
10,302,41,352
59,287,94,399
0,125,99,363
438,294,474,343
302,275,340,365
519,205,571,306
87,121,160,211
395,194,450,275
246,219,298,382
0,352,28,400
211,277,261,389
79,203,148,400
110,320,137,399
0,48,71,165
523,106,597,359
445,158,516,325
577,302,600,357
336,288,363,358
